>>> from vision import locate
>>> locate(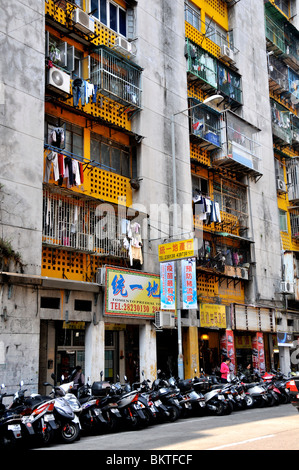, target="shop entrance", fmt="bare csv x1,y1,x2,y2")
198,330,221,374
56,321,85,380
